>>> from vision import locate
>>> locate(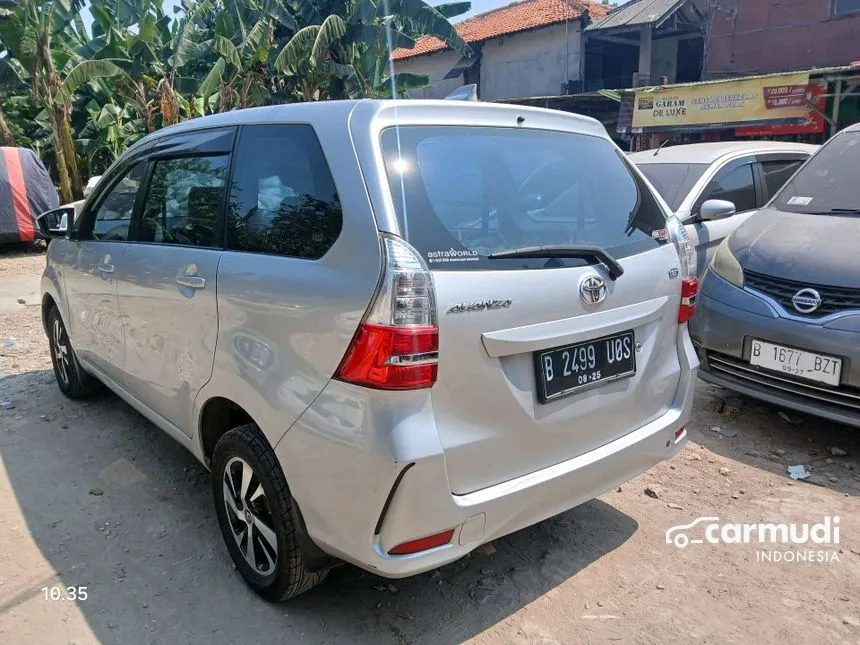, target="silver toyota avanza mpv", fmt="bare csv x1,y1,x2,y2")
40,100,698,600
